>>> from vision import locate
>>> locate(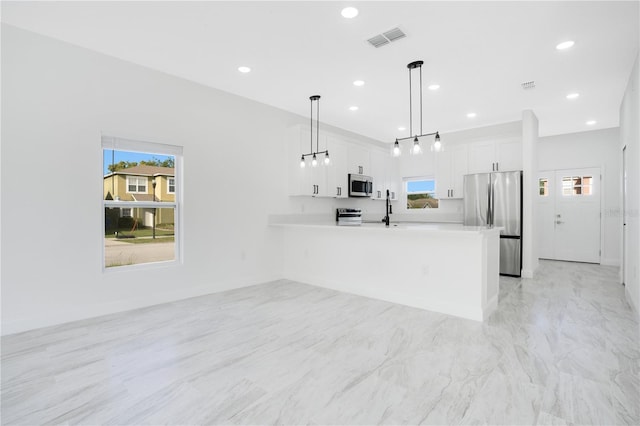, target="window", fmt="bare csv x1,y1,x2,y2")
126,176,147,193
539,178,549,196
406,178,439,209
102,136,182,269
562,175,593,196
